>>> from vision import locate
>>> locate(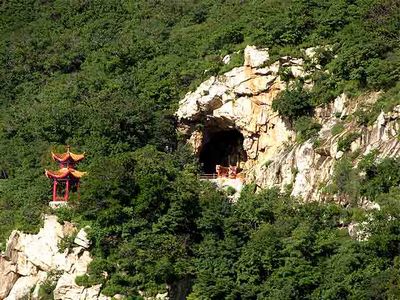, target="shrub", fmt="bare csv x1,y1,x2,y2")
358,149,379,172
337,132,361,152
314,46,335,66
264,160,273,168
219,52,244,74
38,281,56,300
278,66,294,82
354,108,375,126
210,25,244,51
191,5,208,24
294,116,322,142
331,123,345,136
38,271,62,299
75,274,91,287
309,71,339,106
226,186,237,196
331,158,360,205
366,52,400,90
313,138,321,149
272,83,313,120
58,232,77,253
355,85,399,126
360,157,400,200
